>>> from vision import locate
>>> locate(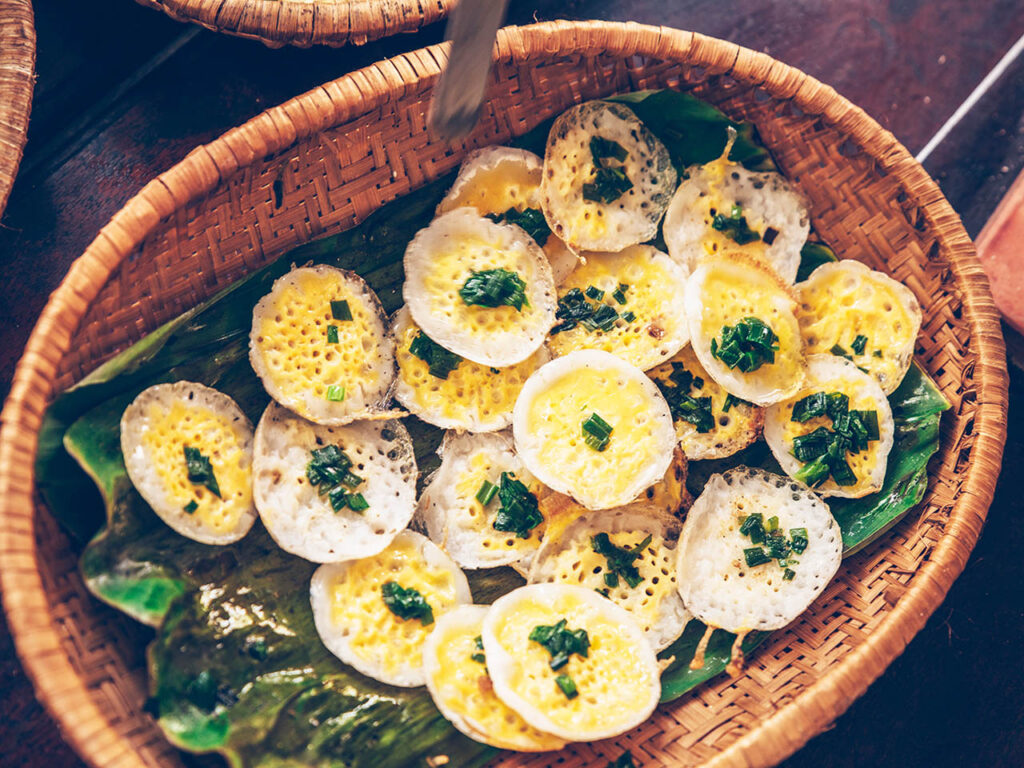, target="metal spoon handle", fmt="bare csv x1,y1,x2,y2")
429,0,510,142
